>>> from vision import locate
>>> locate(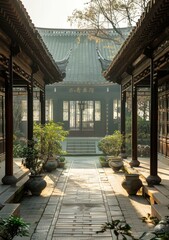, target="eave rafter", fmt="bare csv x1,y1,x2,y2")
0,0,63,85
